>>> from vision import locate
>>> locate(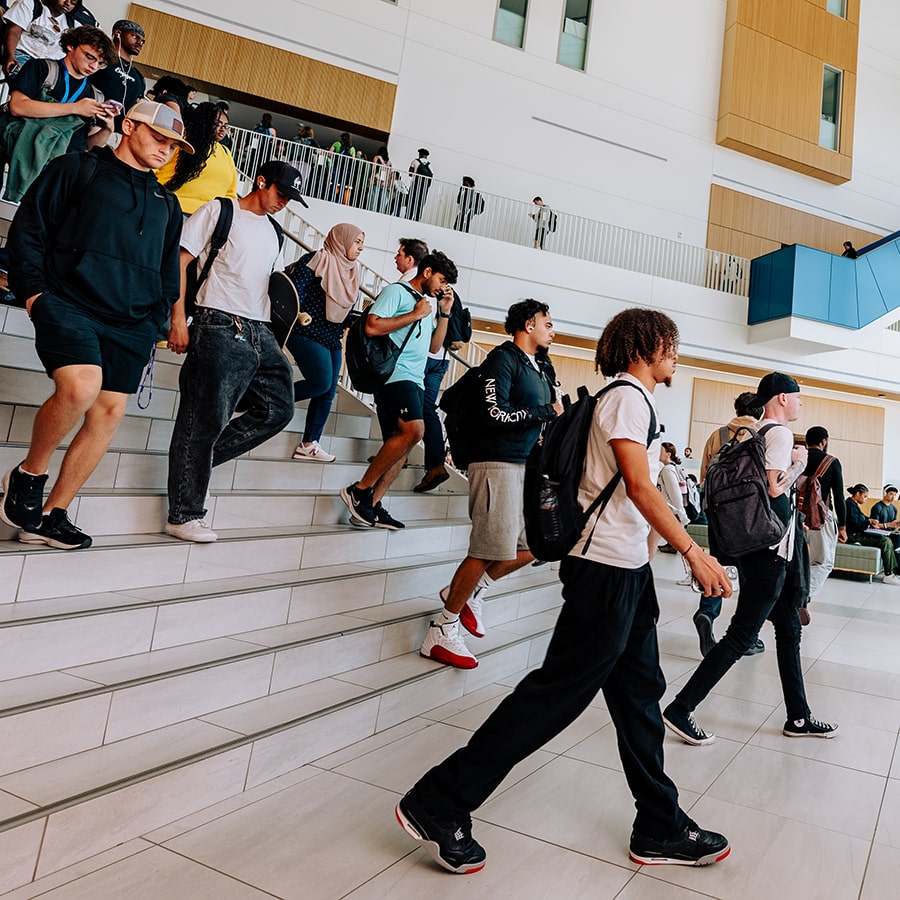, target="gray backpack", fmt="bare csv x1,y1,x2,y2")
703,423,787,557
